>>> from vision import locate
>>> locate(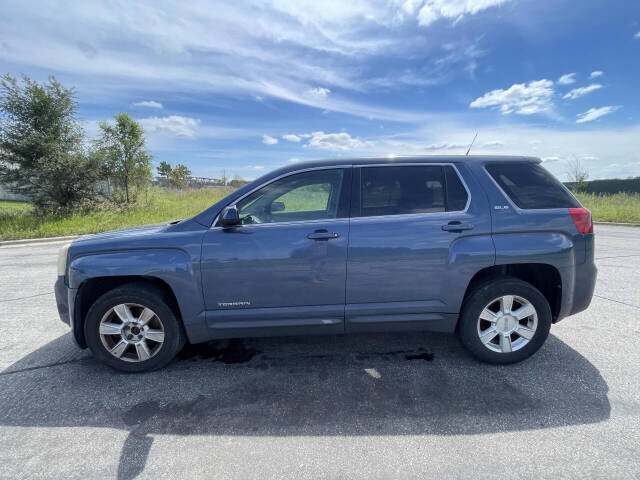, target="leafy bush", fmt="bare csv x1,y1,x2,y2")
0,75,104,212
